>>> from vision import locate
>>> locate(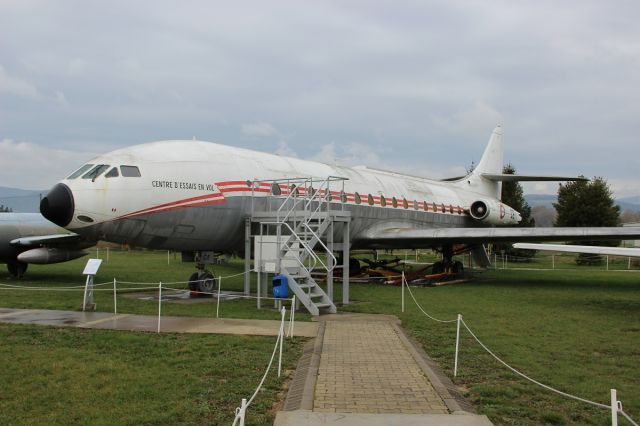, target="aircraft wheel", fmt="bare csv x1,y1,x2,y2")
7,261,28,278
452,261,464,274
197,272,216,294
188,272,200,291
